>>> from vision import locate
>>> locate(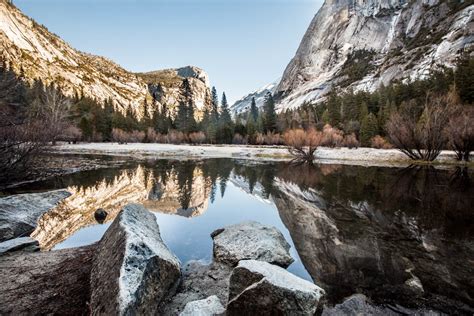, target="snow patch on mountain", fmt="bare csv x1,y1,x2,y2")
230,78,280,115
